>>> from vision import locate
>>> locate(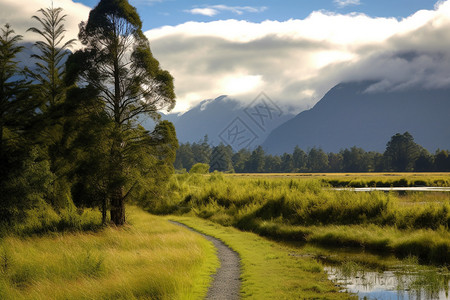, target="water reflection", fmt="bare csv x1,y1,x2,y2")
324,263,450,299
